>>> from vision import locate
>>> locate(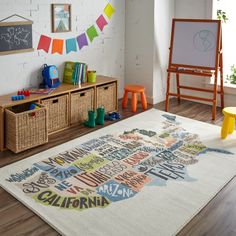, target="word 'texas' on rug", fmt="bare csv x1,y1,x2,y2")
1,109,236,236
